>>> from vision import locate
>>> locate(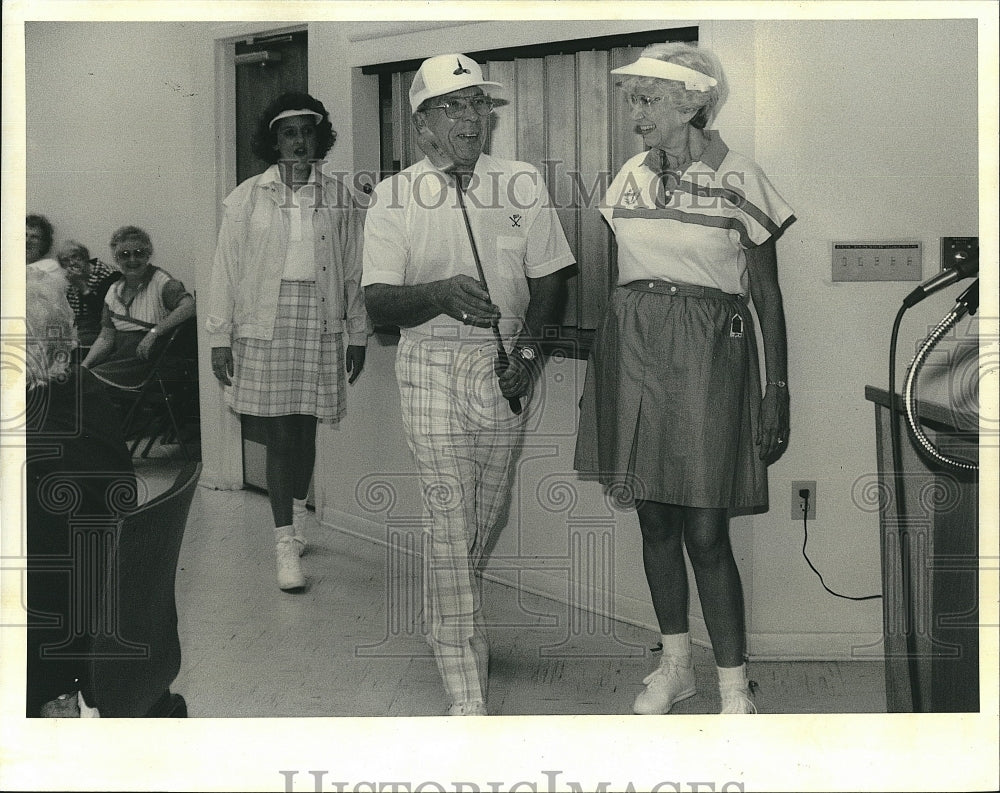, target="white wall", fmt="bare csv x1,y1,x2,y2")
747,19,979,657
21,17,982,660
24,22,207,291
